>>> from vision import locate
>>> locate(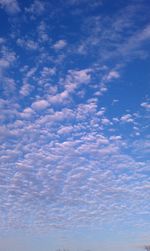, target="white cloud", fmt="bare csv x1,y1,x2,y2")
2,77,16,95
48,90,69,104
20,107,34,119
68,0,103,7
37,21,49,43
20,83,33,96
63,68,92,94
0,37,5,44
110,135,122,141
32,99,49,110
104,70,120,81
141,102,150,110
17,38,38,50
120,114,134,123
0,96,150,232
25,0,45,16
58,126,73,135
0,0,20,14
53,40,67,50
0,58,10,69
41,67,56,77
96,107,106,116
25,67,37,78
101,118,111,125
69,69,91,84
0,0,149,236
0,47,16,73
